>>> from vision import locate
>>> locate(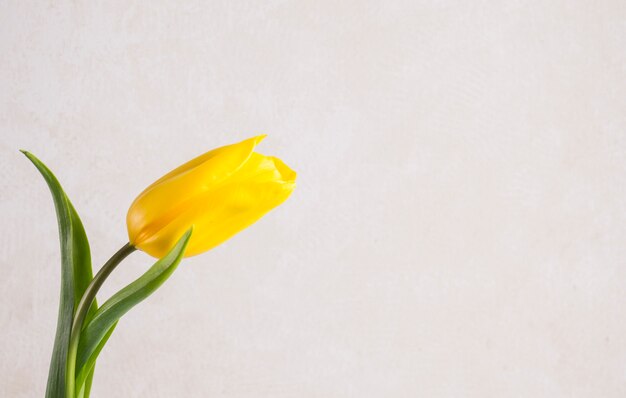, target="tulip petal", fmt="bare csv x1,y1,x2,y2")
135,153,296,258
127,135,265,246
149,135,266,188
